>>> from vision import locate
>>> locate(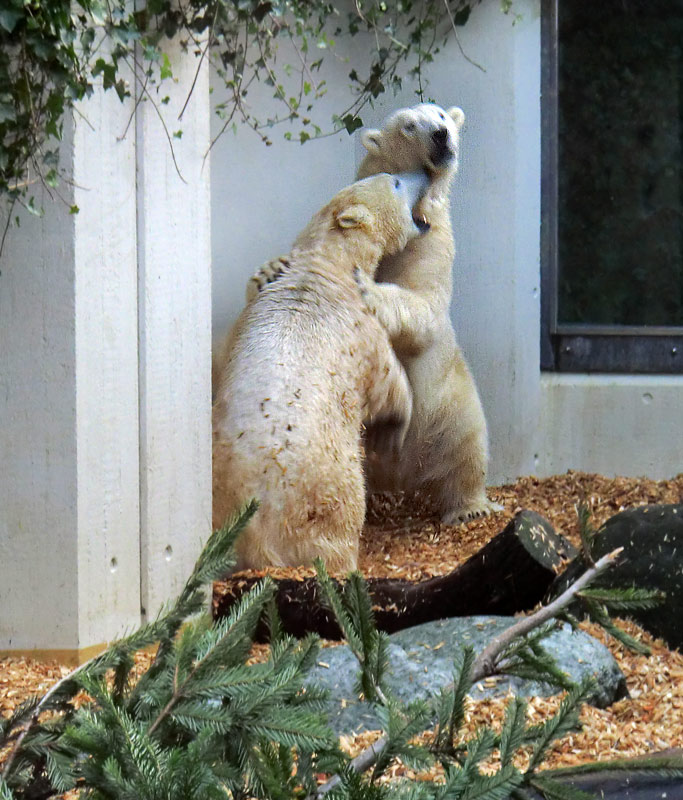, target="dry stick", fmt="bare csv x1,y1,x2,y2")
178,9,218,122
312,548,624,799
125,53,188,185
0,195,18,260
440,0,486,73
